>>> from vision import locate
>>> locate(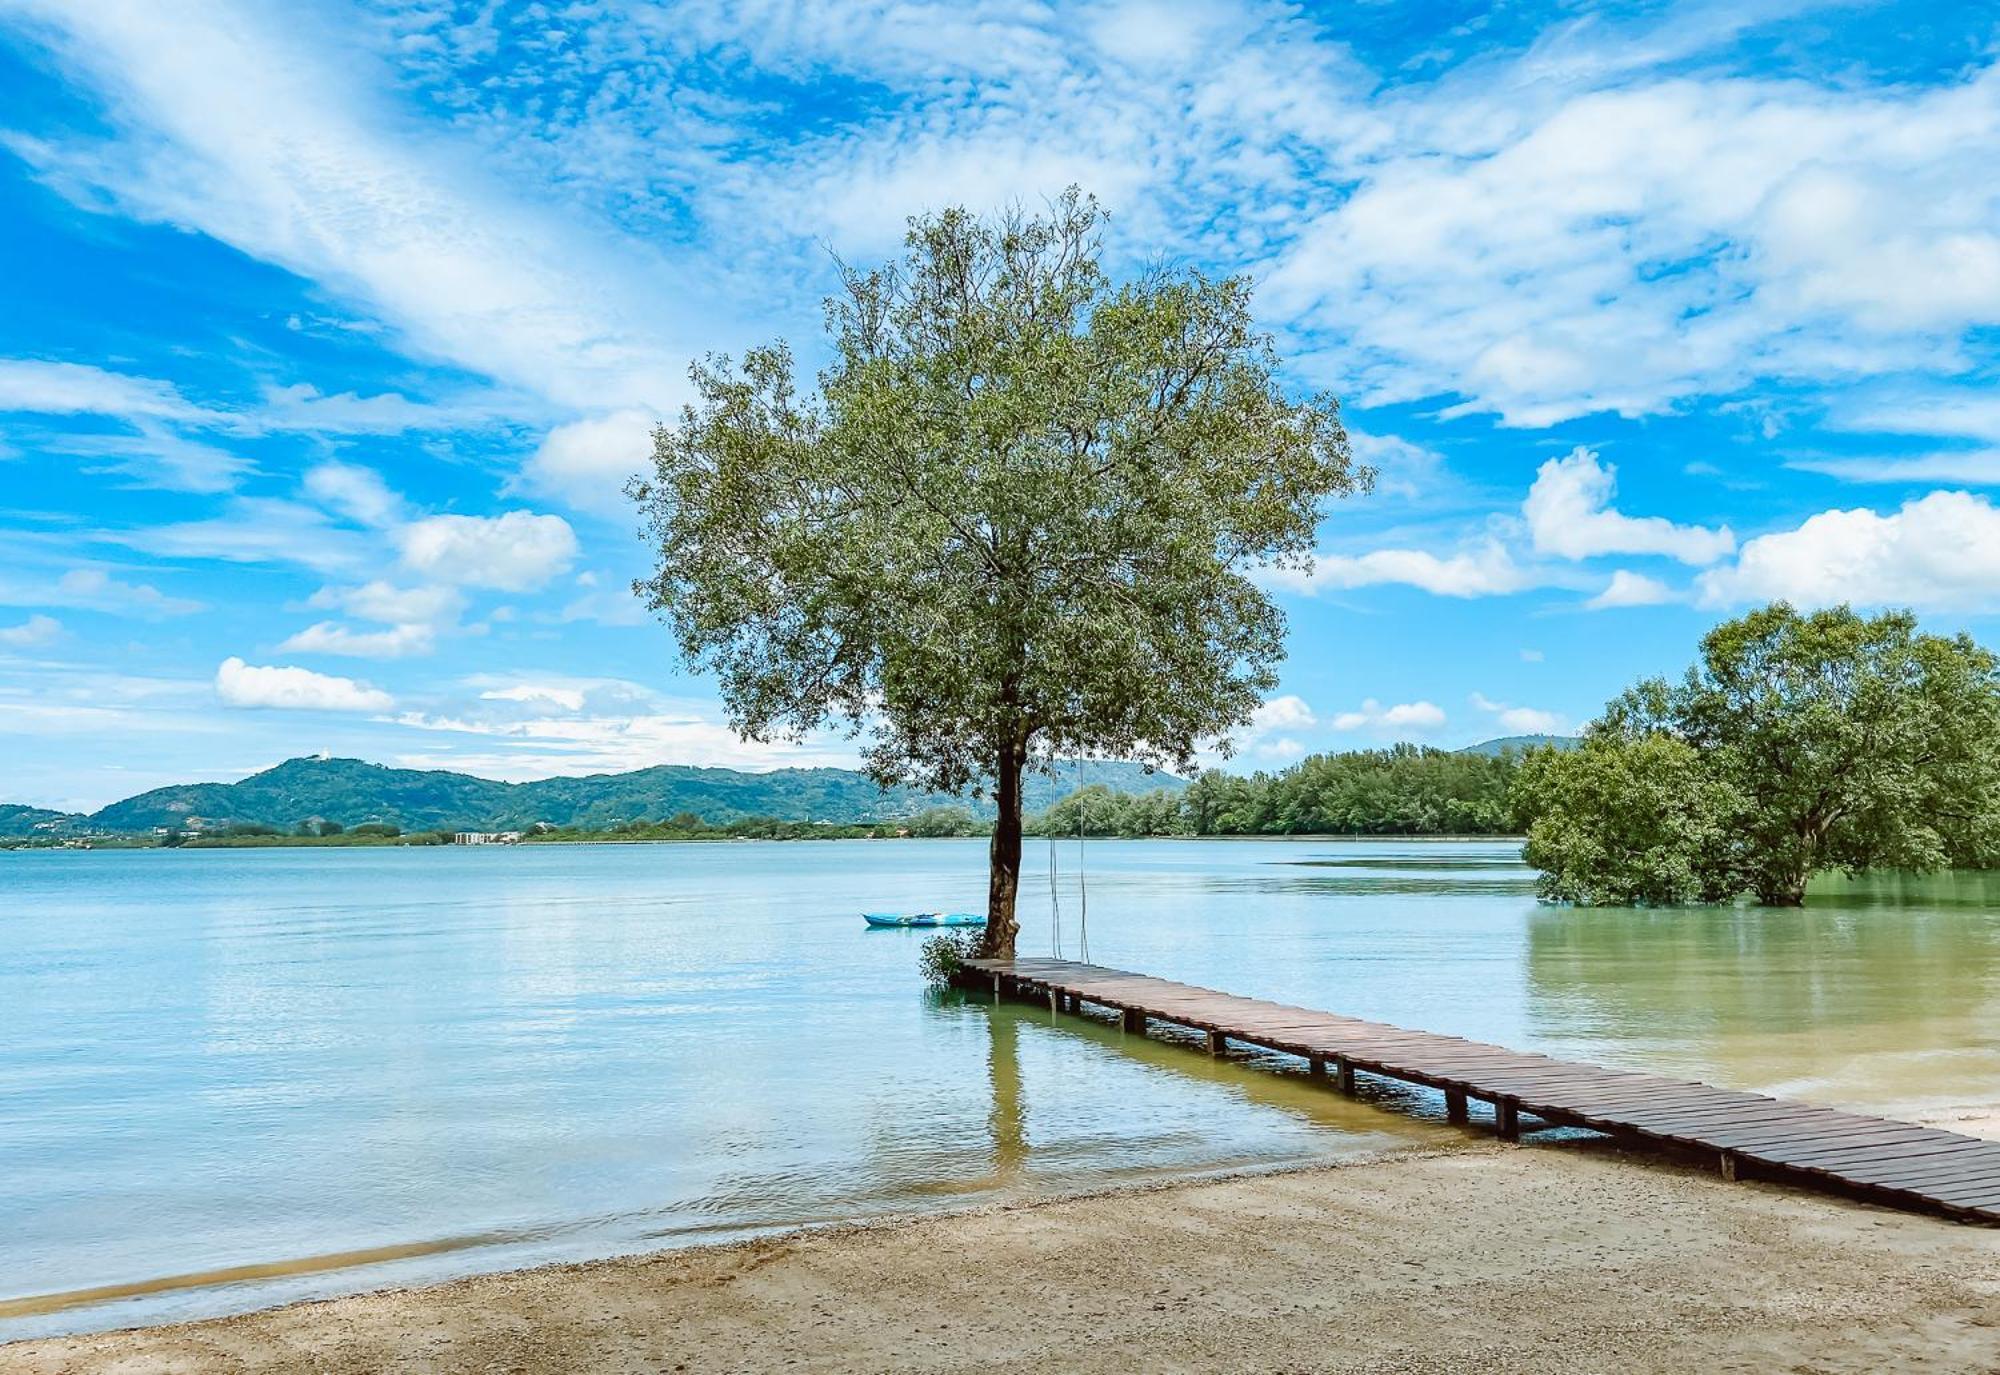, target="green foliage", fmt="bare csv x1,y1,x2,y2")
633,190,1363,954
1512,736,1744,905
903,806,982,838
919,929,982,987
348,822,401,837
1522,603,2000,906
1028,746,1519,837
